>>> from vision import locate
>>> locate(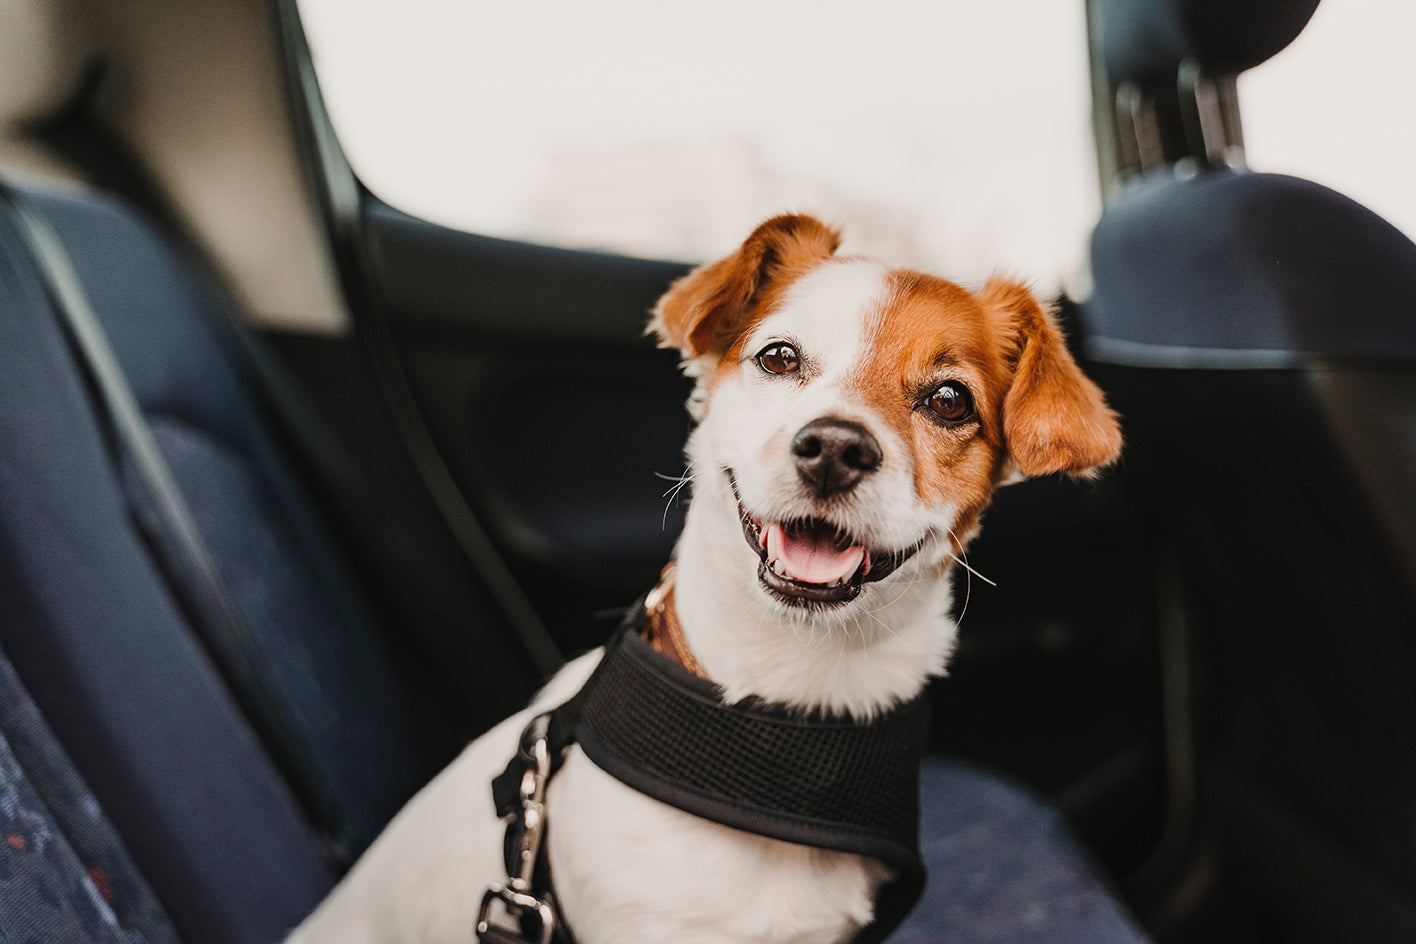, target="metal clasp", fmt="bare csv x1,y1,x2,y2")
510,713,552,890
477,714,558,943
476,883,557,944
